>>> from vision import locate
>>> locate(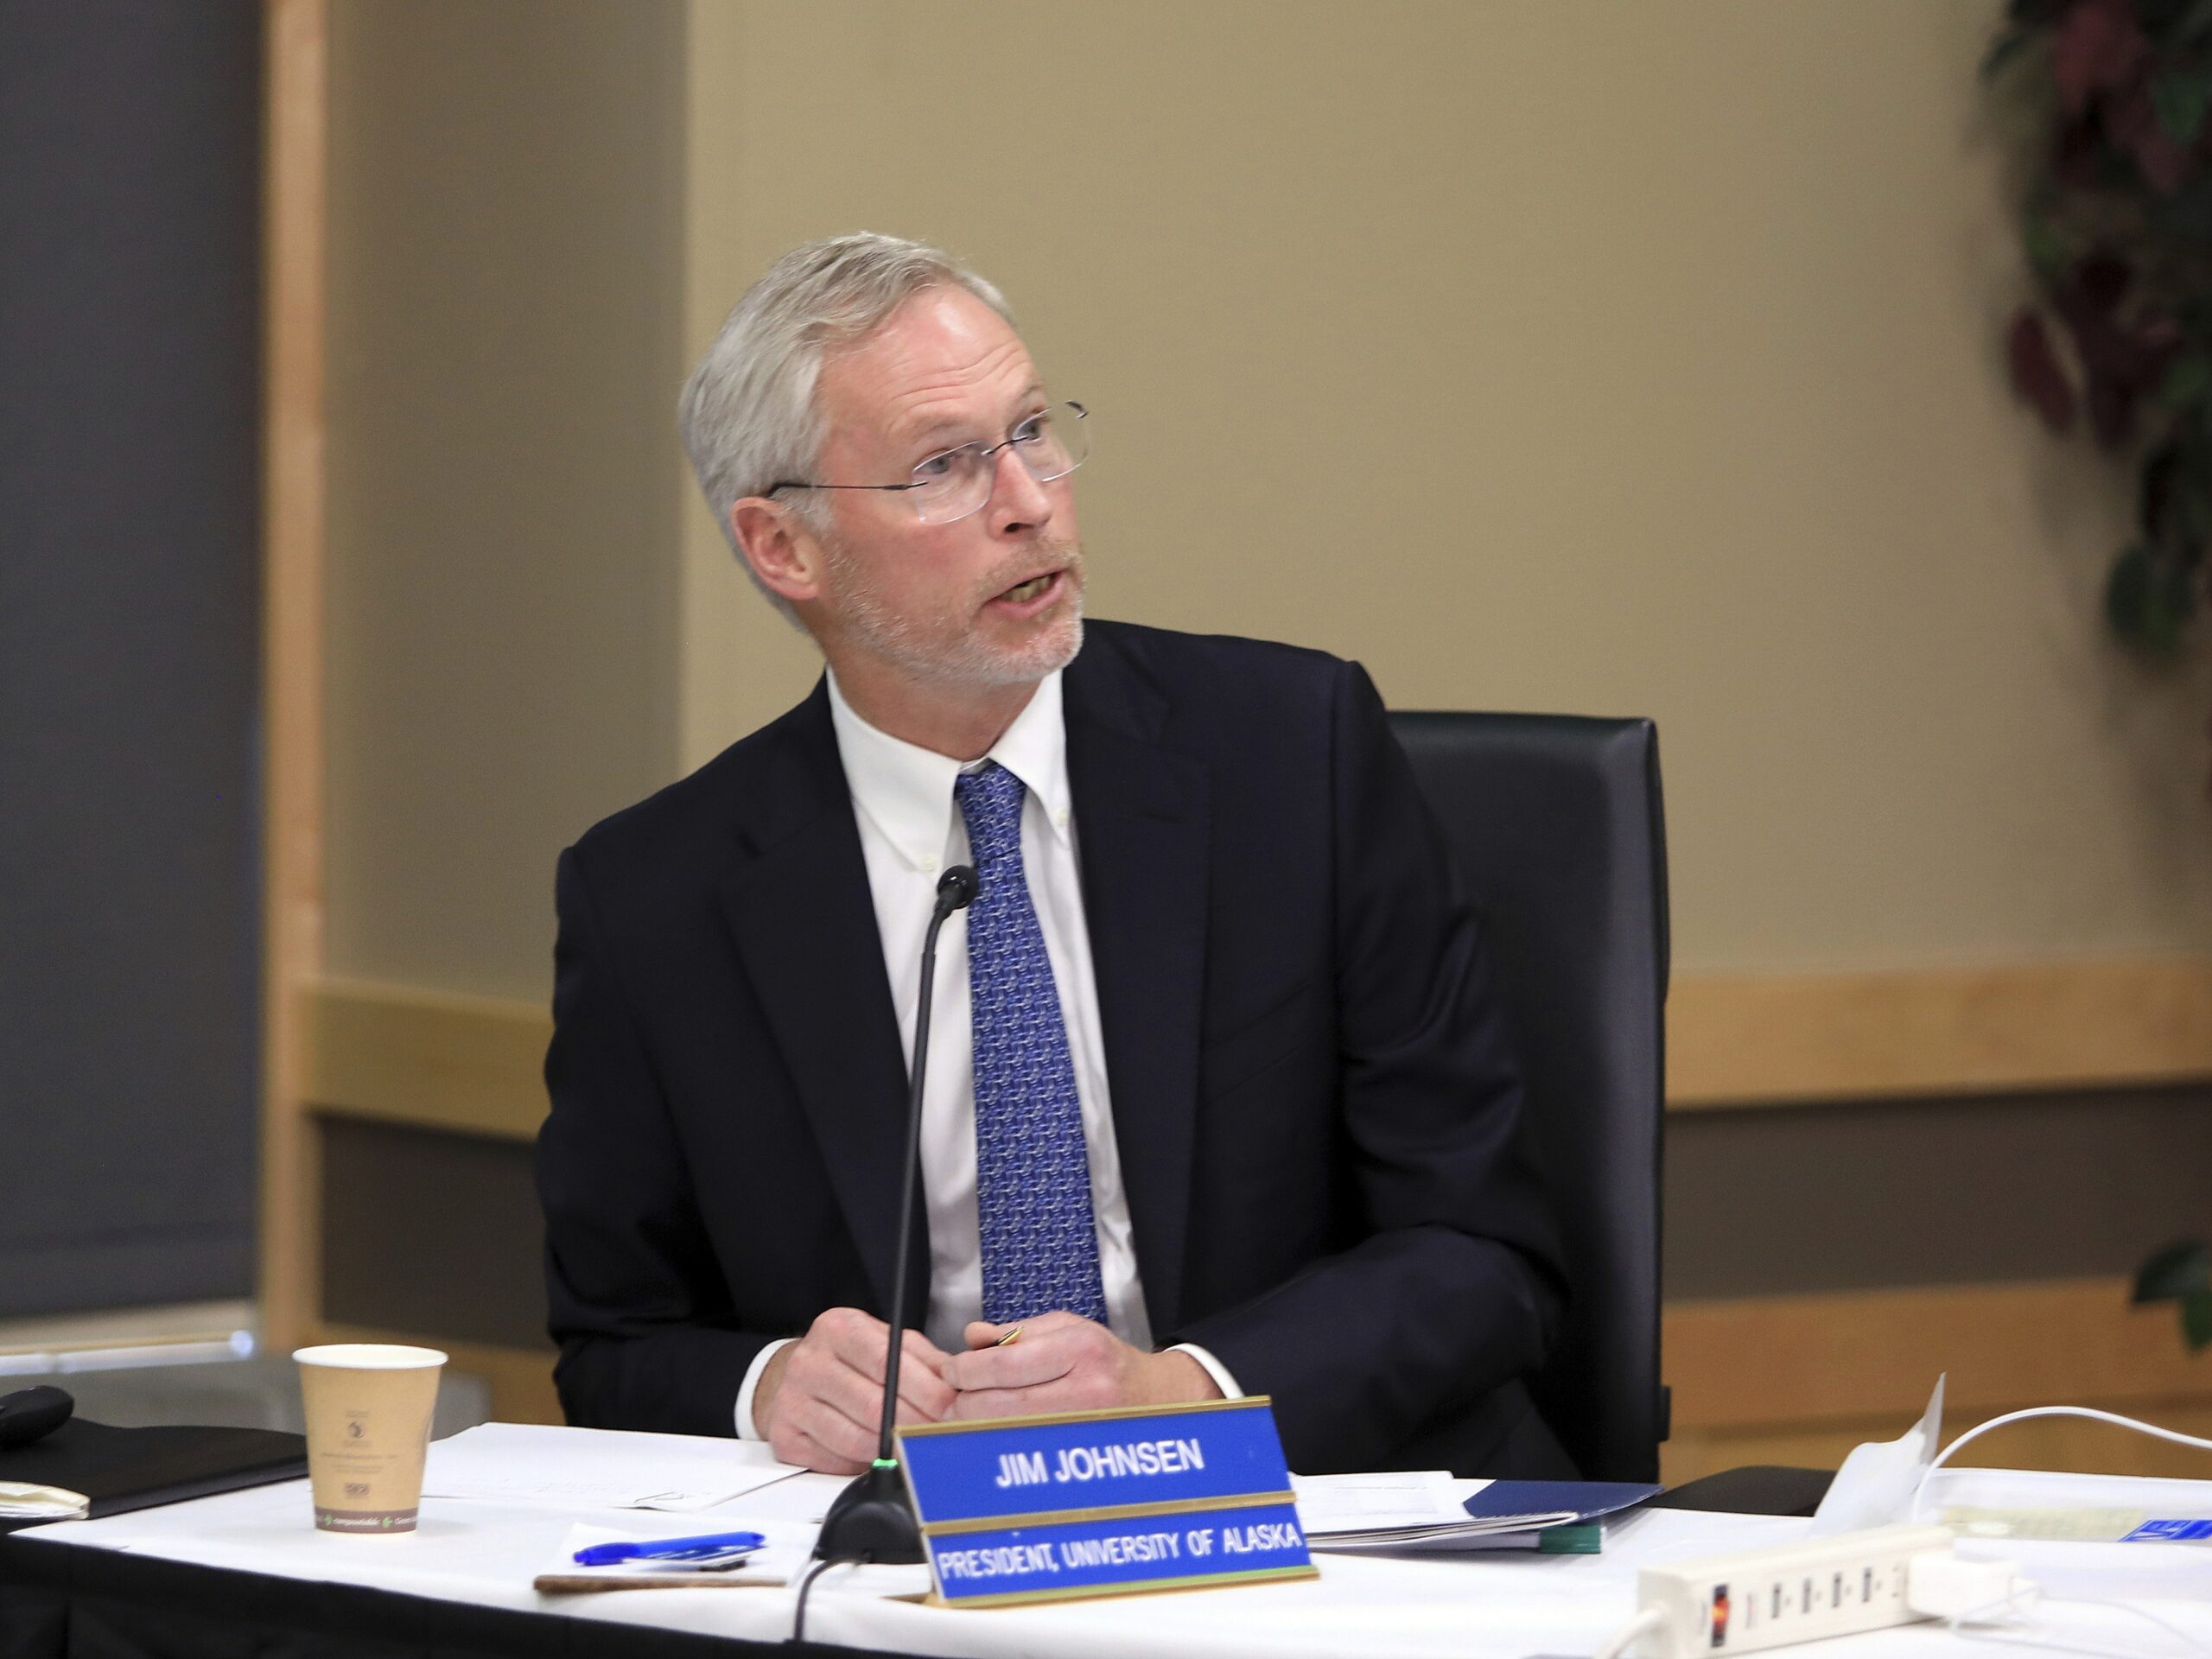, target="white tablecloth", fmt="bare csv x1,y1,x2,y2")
15,1467,2209,1659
